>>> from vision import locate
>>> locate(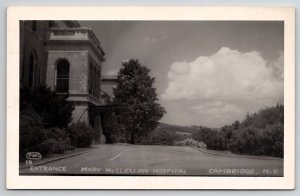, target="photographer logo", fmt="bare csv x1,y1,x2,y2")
26,152,42,160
